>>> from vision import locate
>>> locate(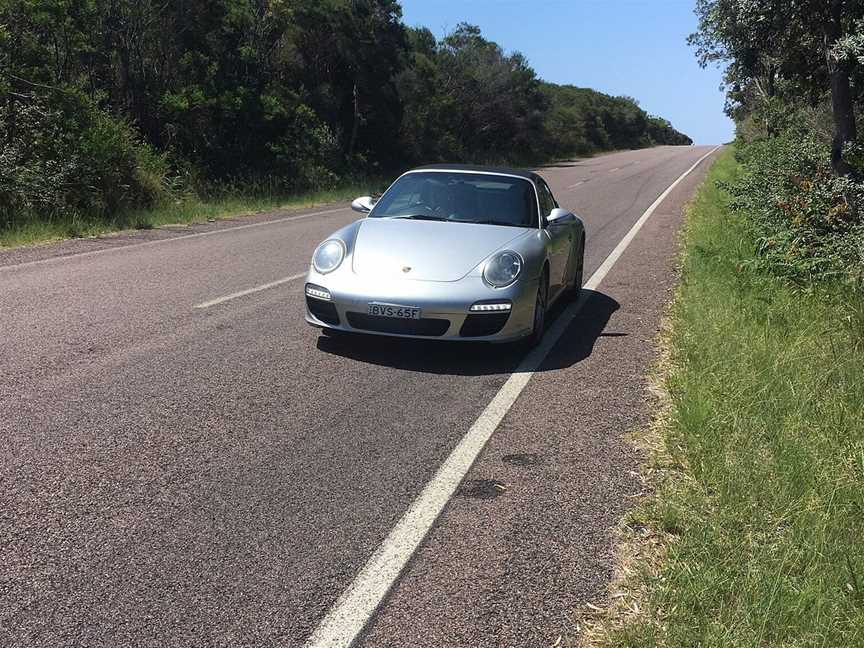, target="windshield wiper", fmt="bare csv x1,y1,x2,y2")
388,215,525,227
388,214,448,222
463,219,525,227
